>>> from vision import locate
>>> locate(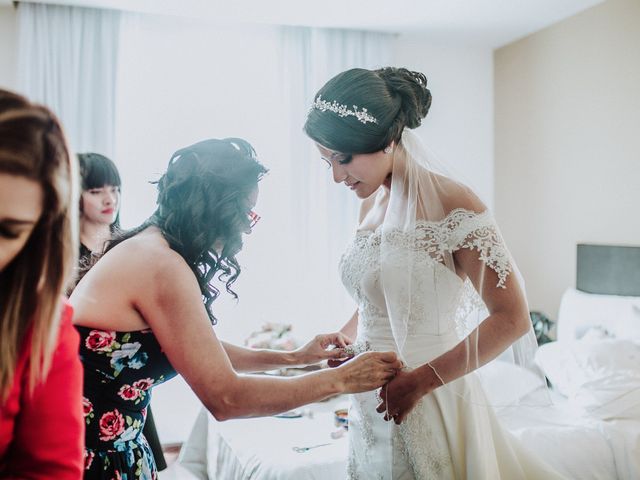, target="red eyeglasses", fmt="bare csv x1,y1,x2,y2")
248,210,261,228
